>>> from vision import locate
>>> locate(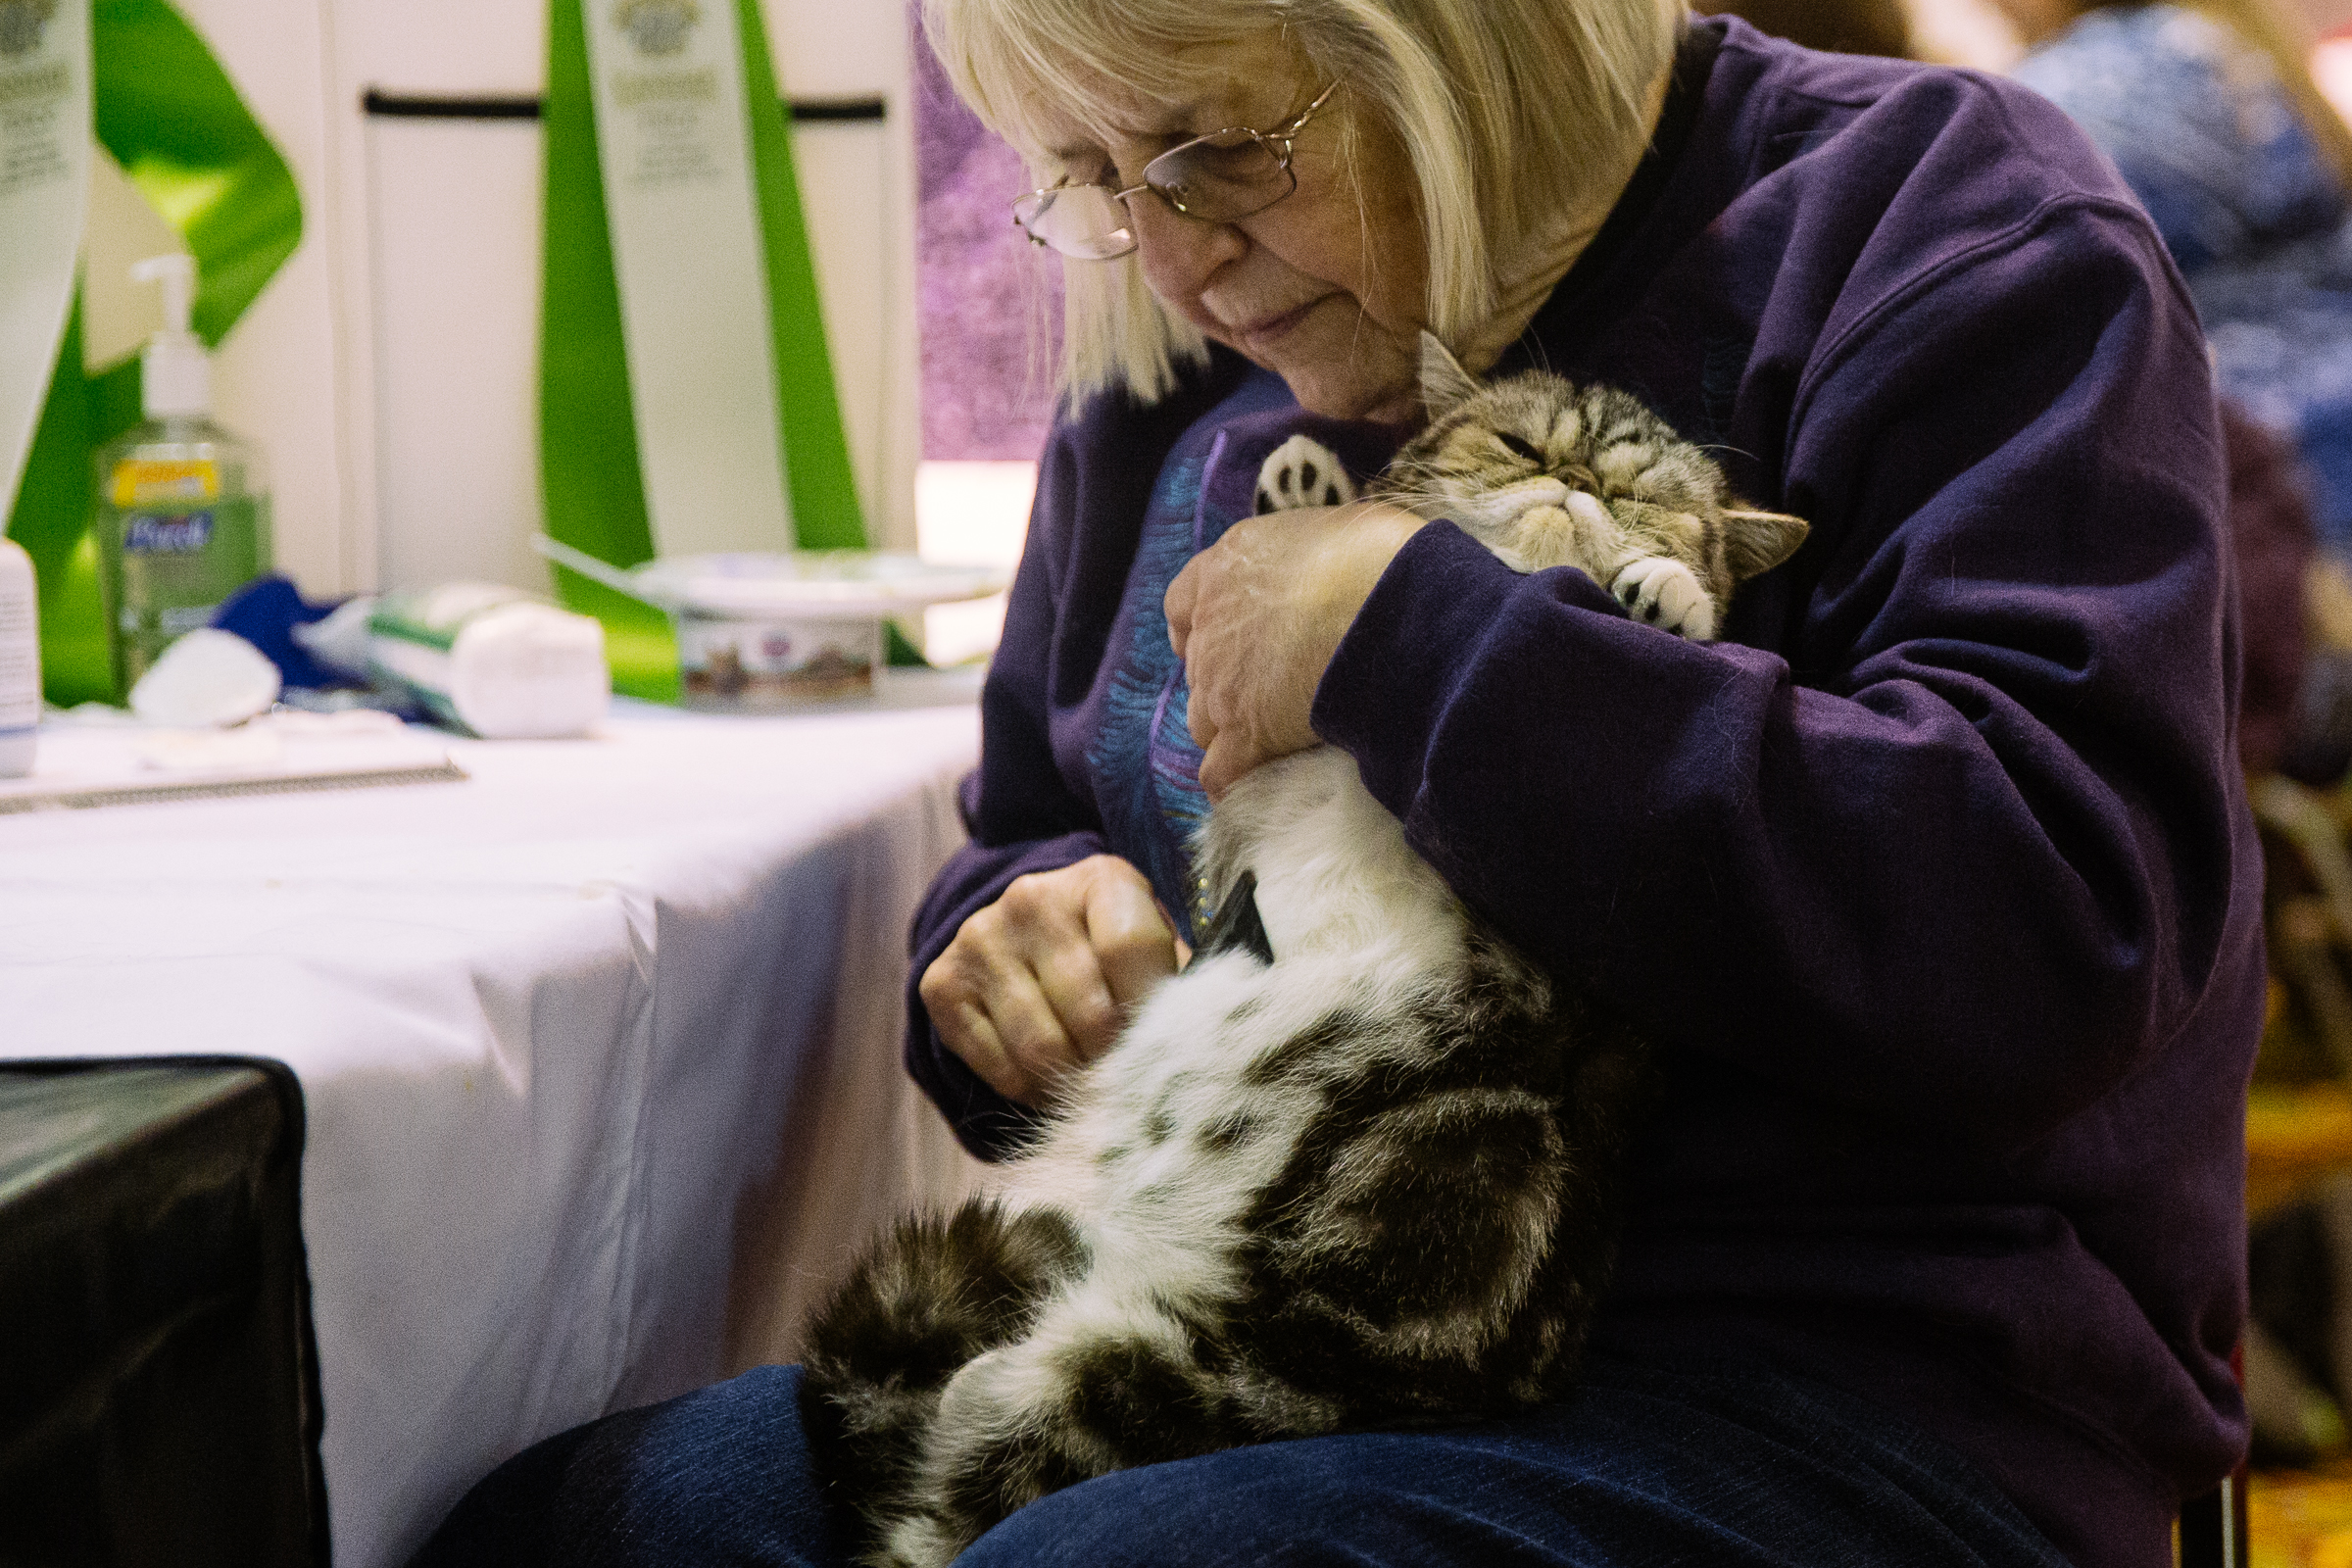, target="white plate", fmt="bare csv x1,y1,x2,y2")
629,552,1008,619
